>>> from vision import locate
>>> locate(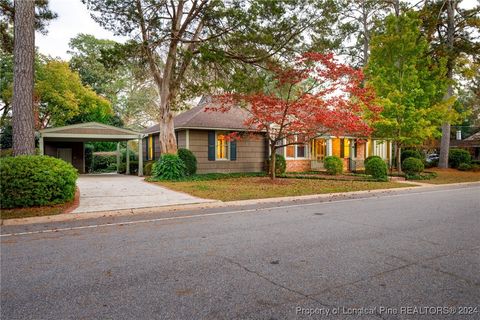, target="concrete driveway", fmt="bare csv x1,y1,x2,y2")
72,174,212,213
